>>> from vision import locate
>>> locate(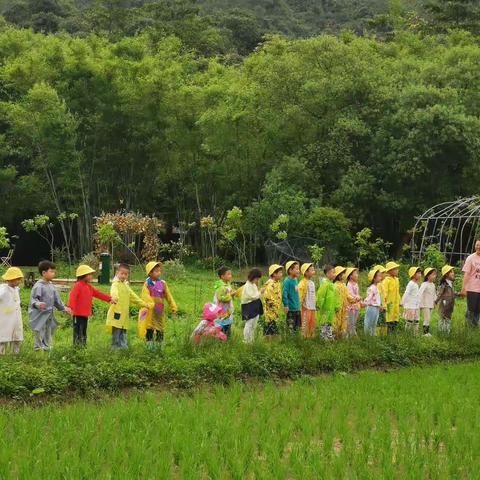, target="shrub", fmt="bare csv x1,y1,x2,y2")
161,259,187,281
79,252,100,271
